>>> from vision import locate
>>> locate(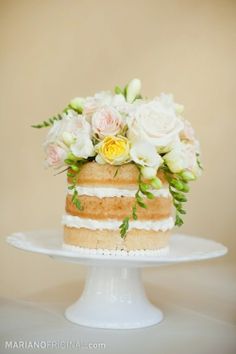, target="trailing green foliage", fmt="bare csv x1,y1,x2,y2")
31,114,63,129
161,163,191,227
119,167,155,238
66,161,87,211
